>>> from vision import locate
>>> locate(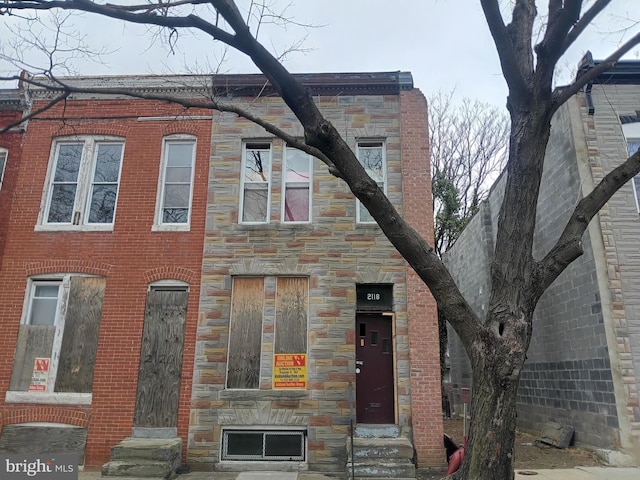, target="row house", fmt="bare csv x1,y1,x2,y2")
0,72,443,476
